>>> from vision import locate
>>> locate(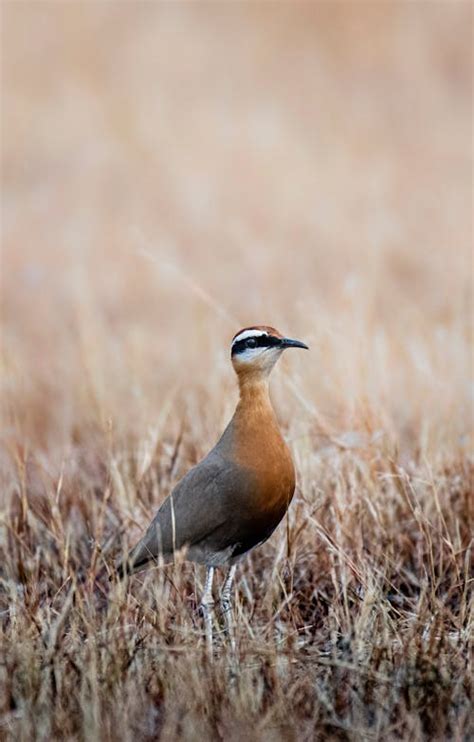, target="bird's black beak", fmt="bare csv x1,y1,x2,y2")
280,337,309,350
